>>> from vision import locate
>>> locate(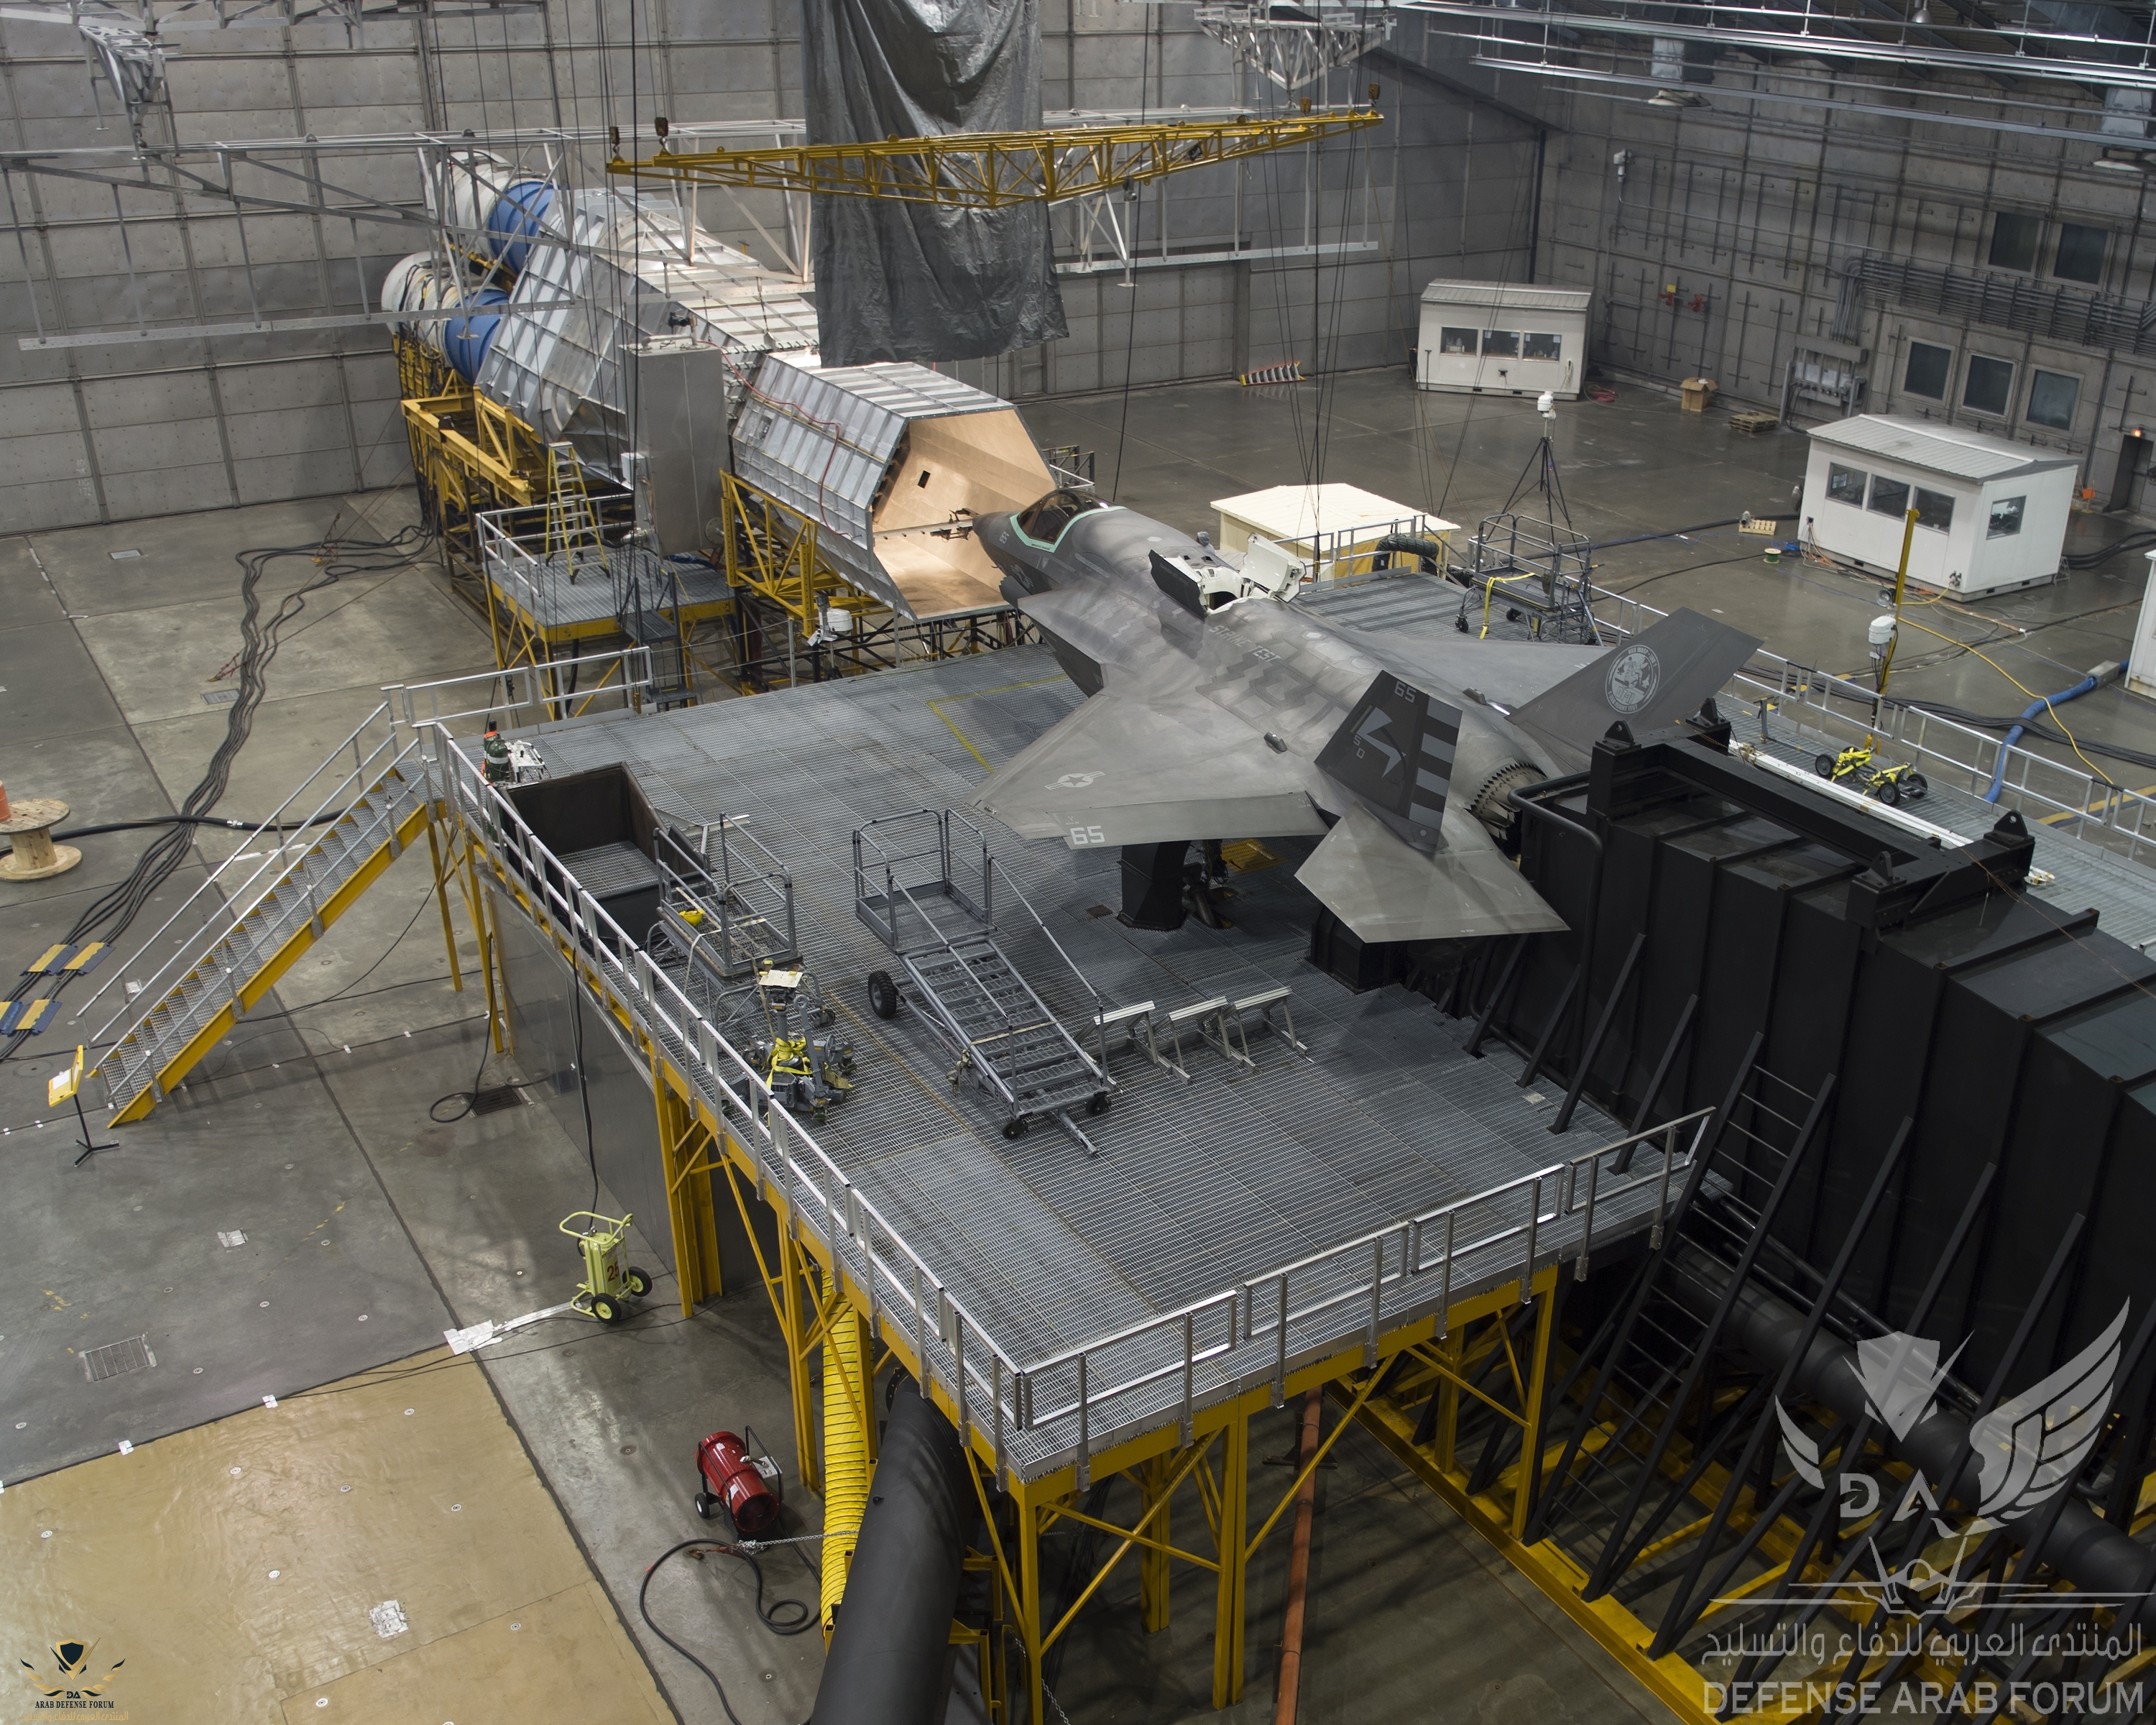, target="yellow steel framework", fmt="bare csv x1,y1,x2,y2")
456,766,1577,1721
717,469,863,637
395,336,551,533
607,109,1381,209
